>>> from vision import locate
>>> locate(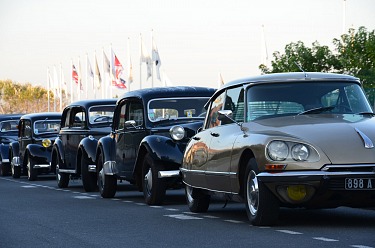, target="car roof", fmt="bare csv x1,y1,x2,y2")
65,98,117,109
0,114,24,122
117,86,216,104
221,72,359,89
20,112,62,121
